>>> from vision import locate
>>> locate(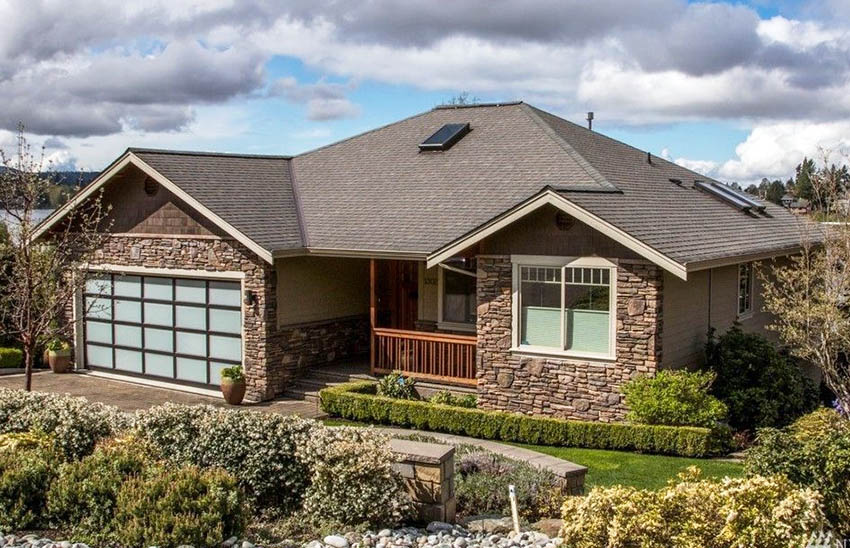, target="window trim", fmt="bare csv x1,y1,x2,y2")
510,255,617,361
737,262,754,318
437,262,477,333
